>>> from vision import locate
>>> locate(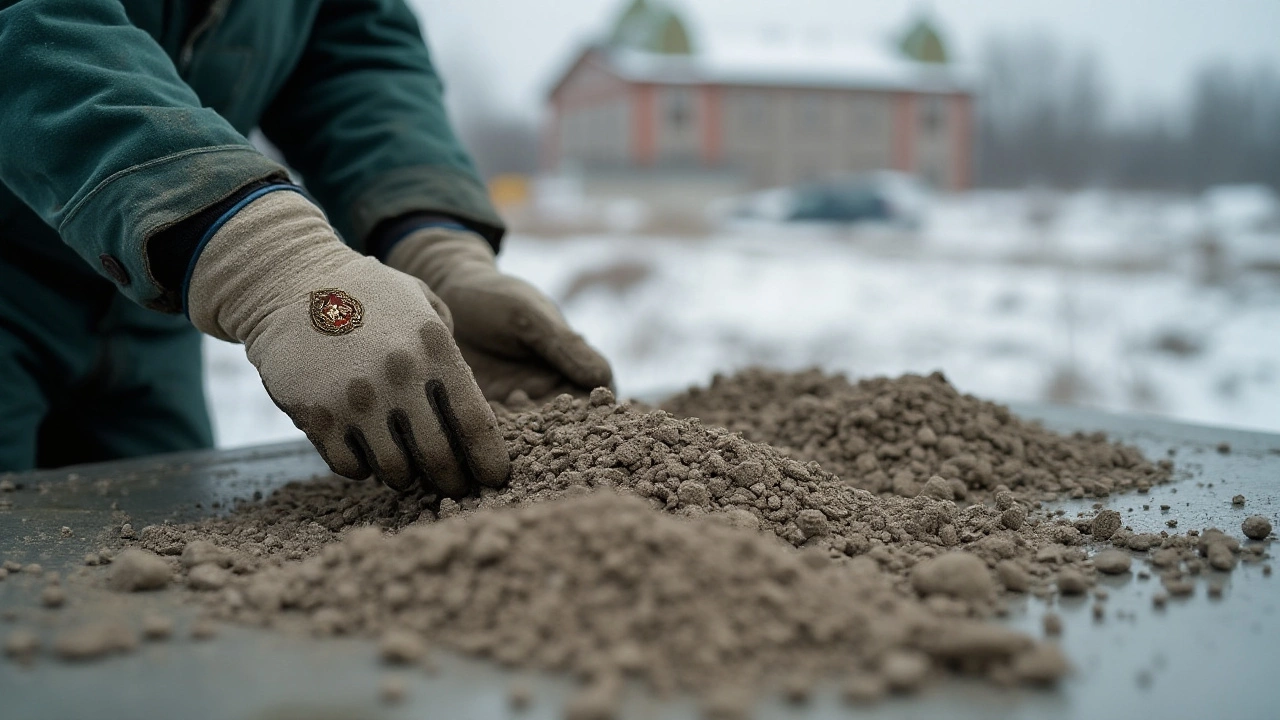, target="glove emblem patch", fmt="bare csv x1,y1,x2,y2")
310,289,364,336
